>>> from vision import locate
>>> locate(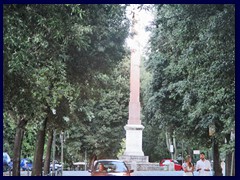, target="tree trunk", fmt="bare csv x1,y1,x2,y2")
89,154,97,170
31,118,47,176
165,132,170,151
225,151,231,176
187,146,191,156
225,134,231,176
173,131,177,160
230,151,235,176
213,139,223,176
165,132,173,158
12,118,27,176
43,130,53,176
